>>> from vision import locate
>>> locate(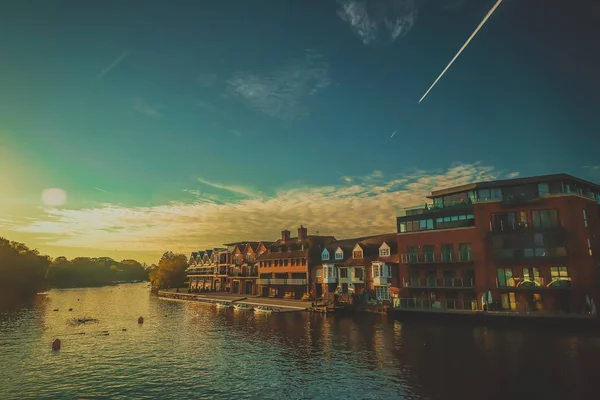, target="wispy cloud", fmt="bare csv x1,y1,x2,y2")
93,50,130,81
583,165,600,170
9,163,517,254
337,0,418,45
197,178,262,199
227,49,330,120
94,187,108,193
231,129,242,138
134,98,163,117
